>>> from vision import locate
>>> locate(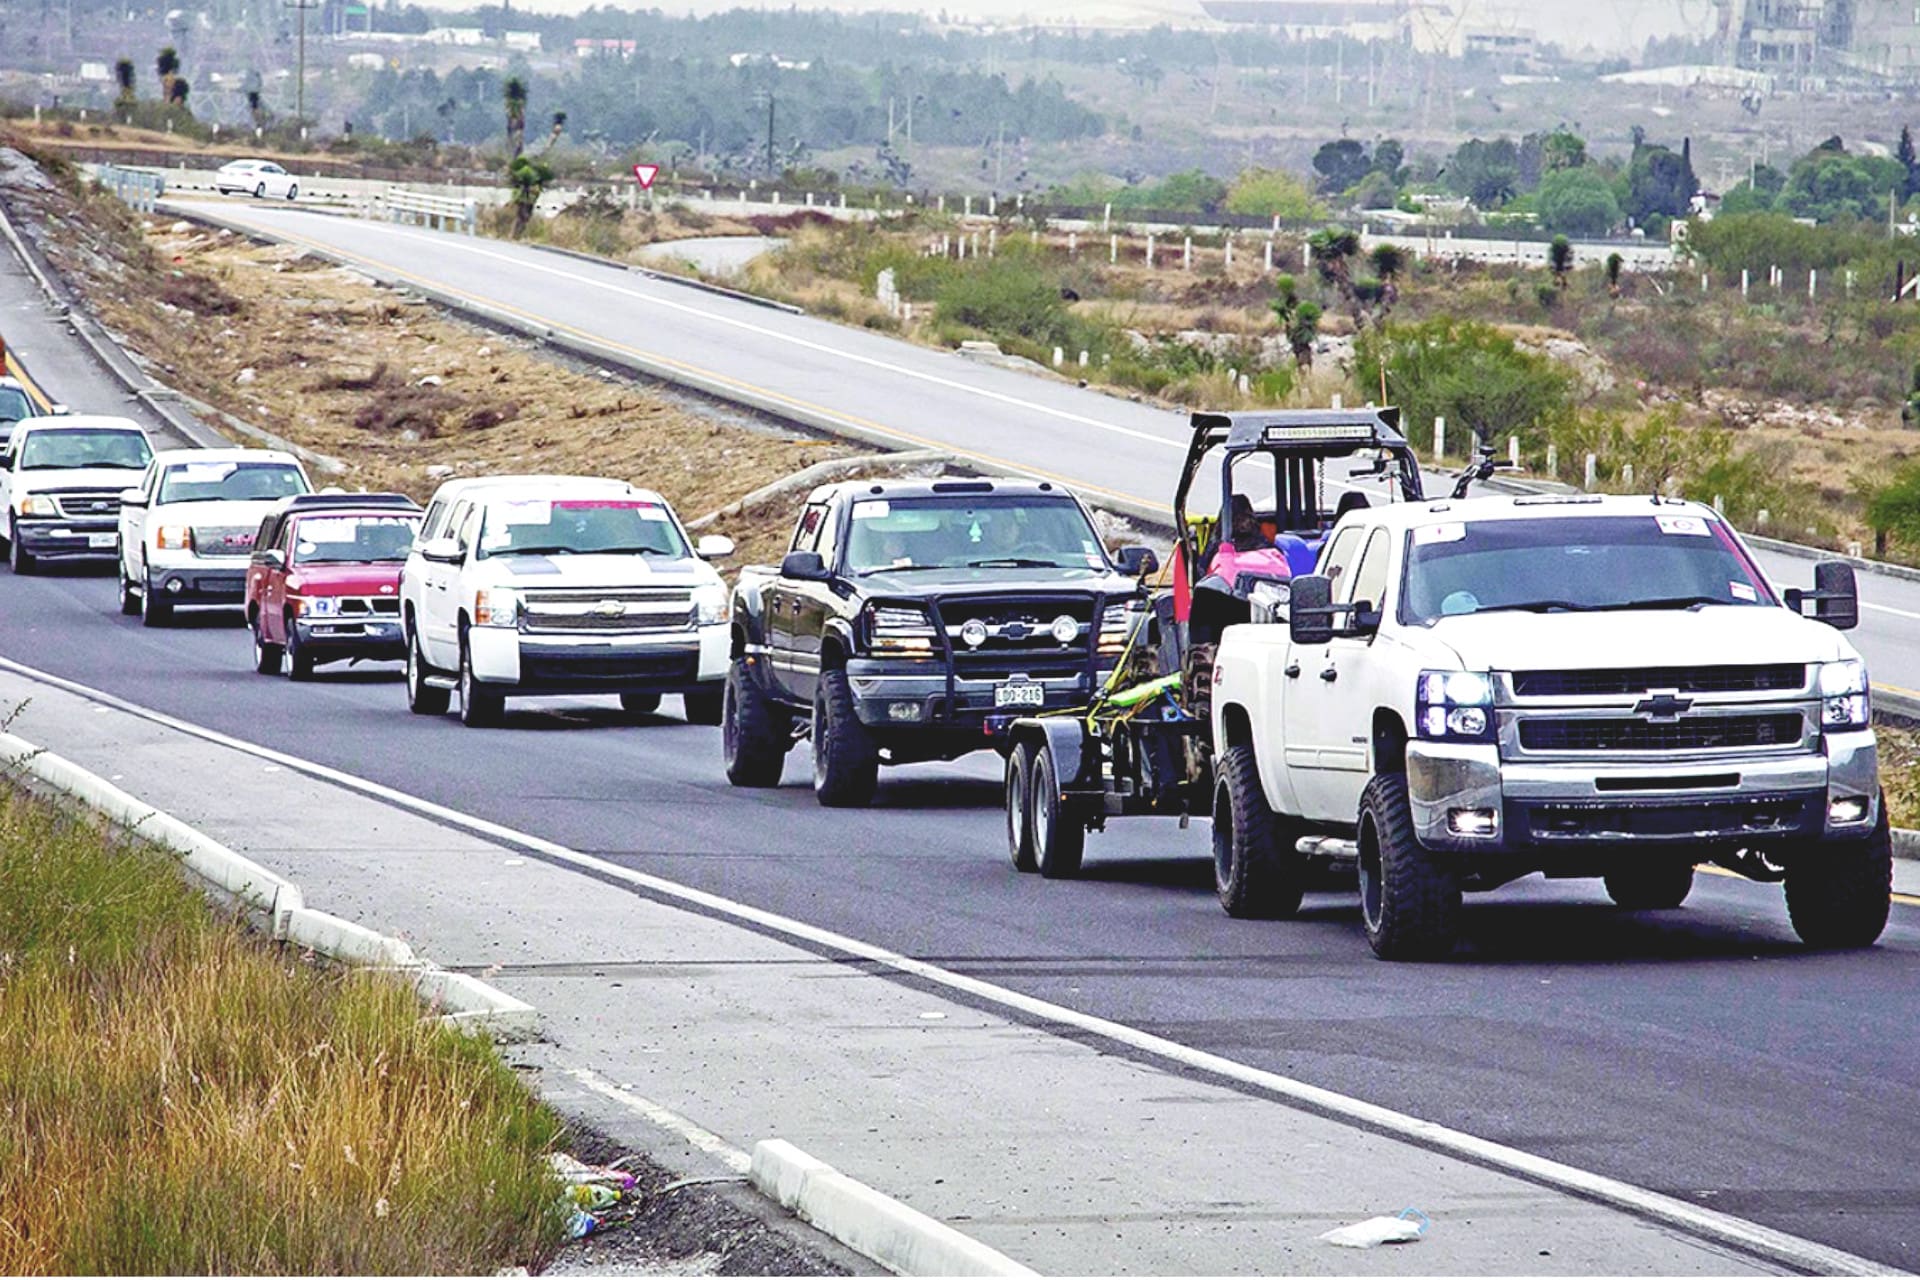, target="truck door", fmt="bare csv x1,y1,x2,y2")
120,462,158,585
1284,524,1384,822
773,500,832,705
419,500,474,666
